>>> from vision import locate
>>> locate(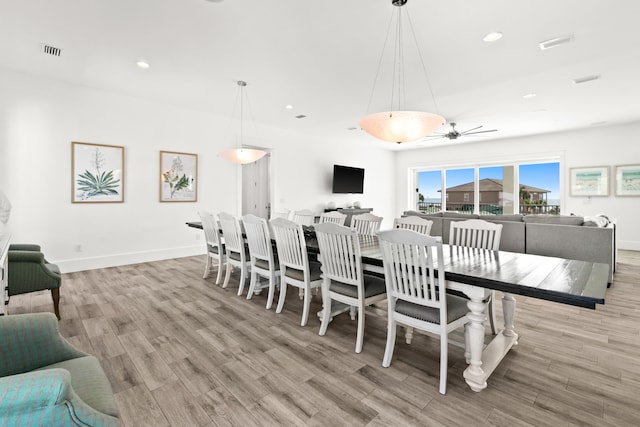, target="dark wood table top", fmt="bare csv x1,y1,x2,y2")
187,221,608,309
